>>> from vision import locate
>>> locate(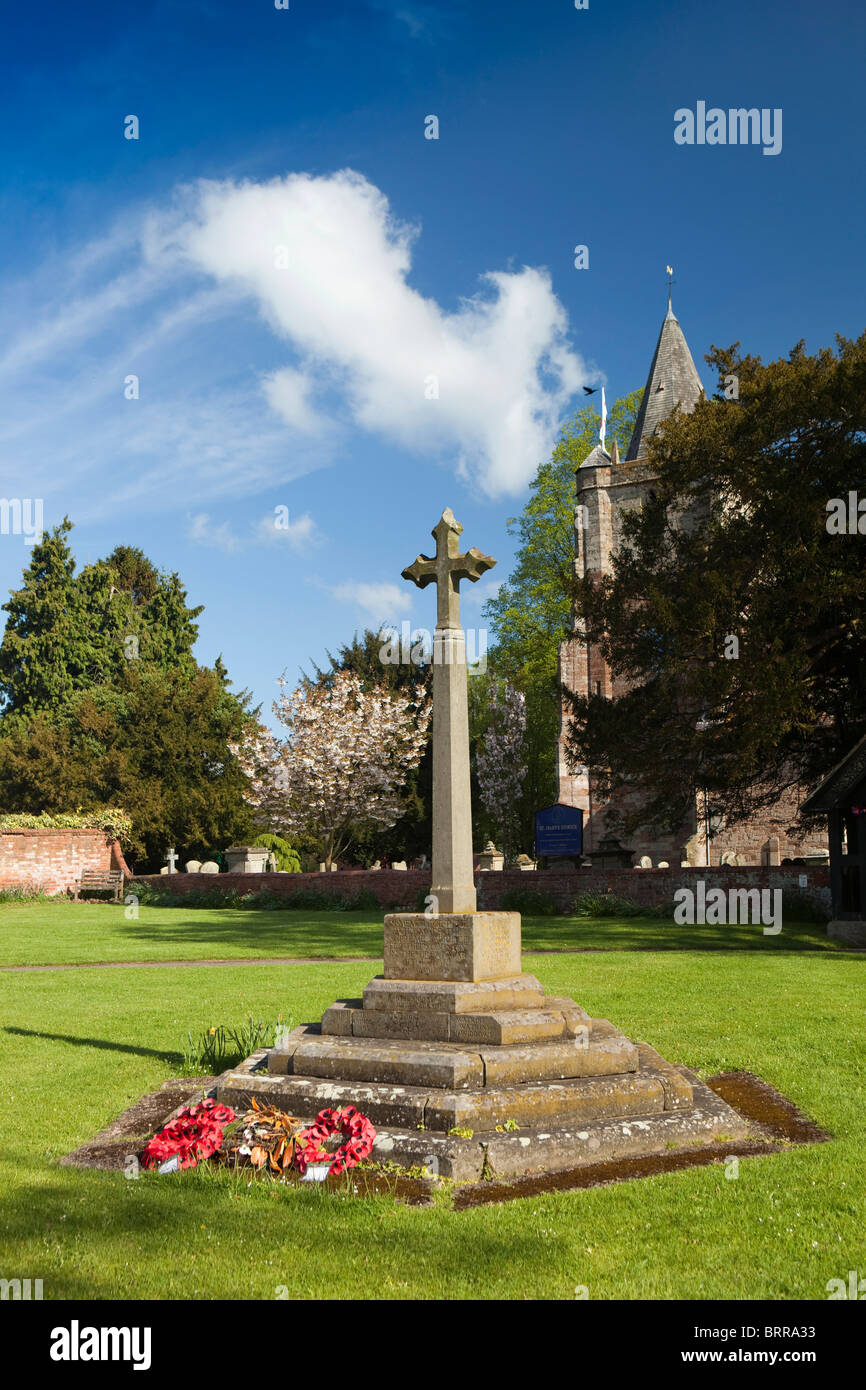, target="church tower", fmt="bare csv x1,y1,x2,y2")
555,295,828,867
556,295,704,859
